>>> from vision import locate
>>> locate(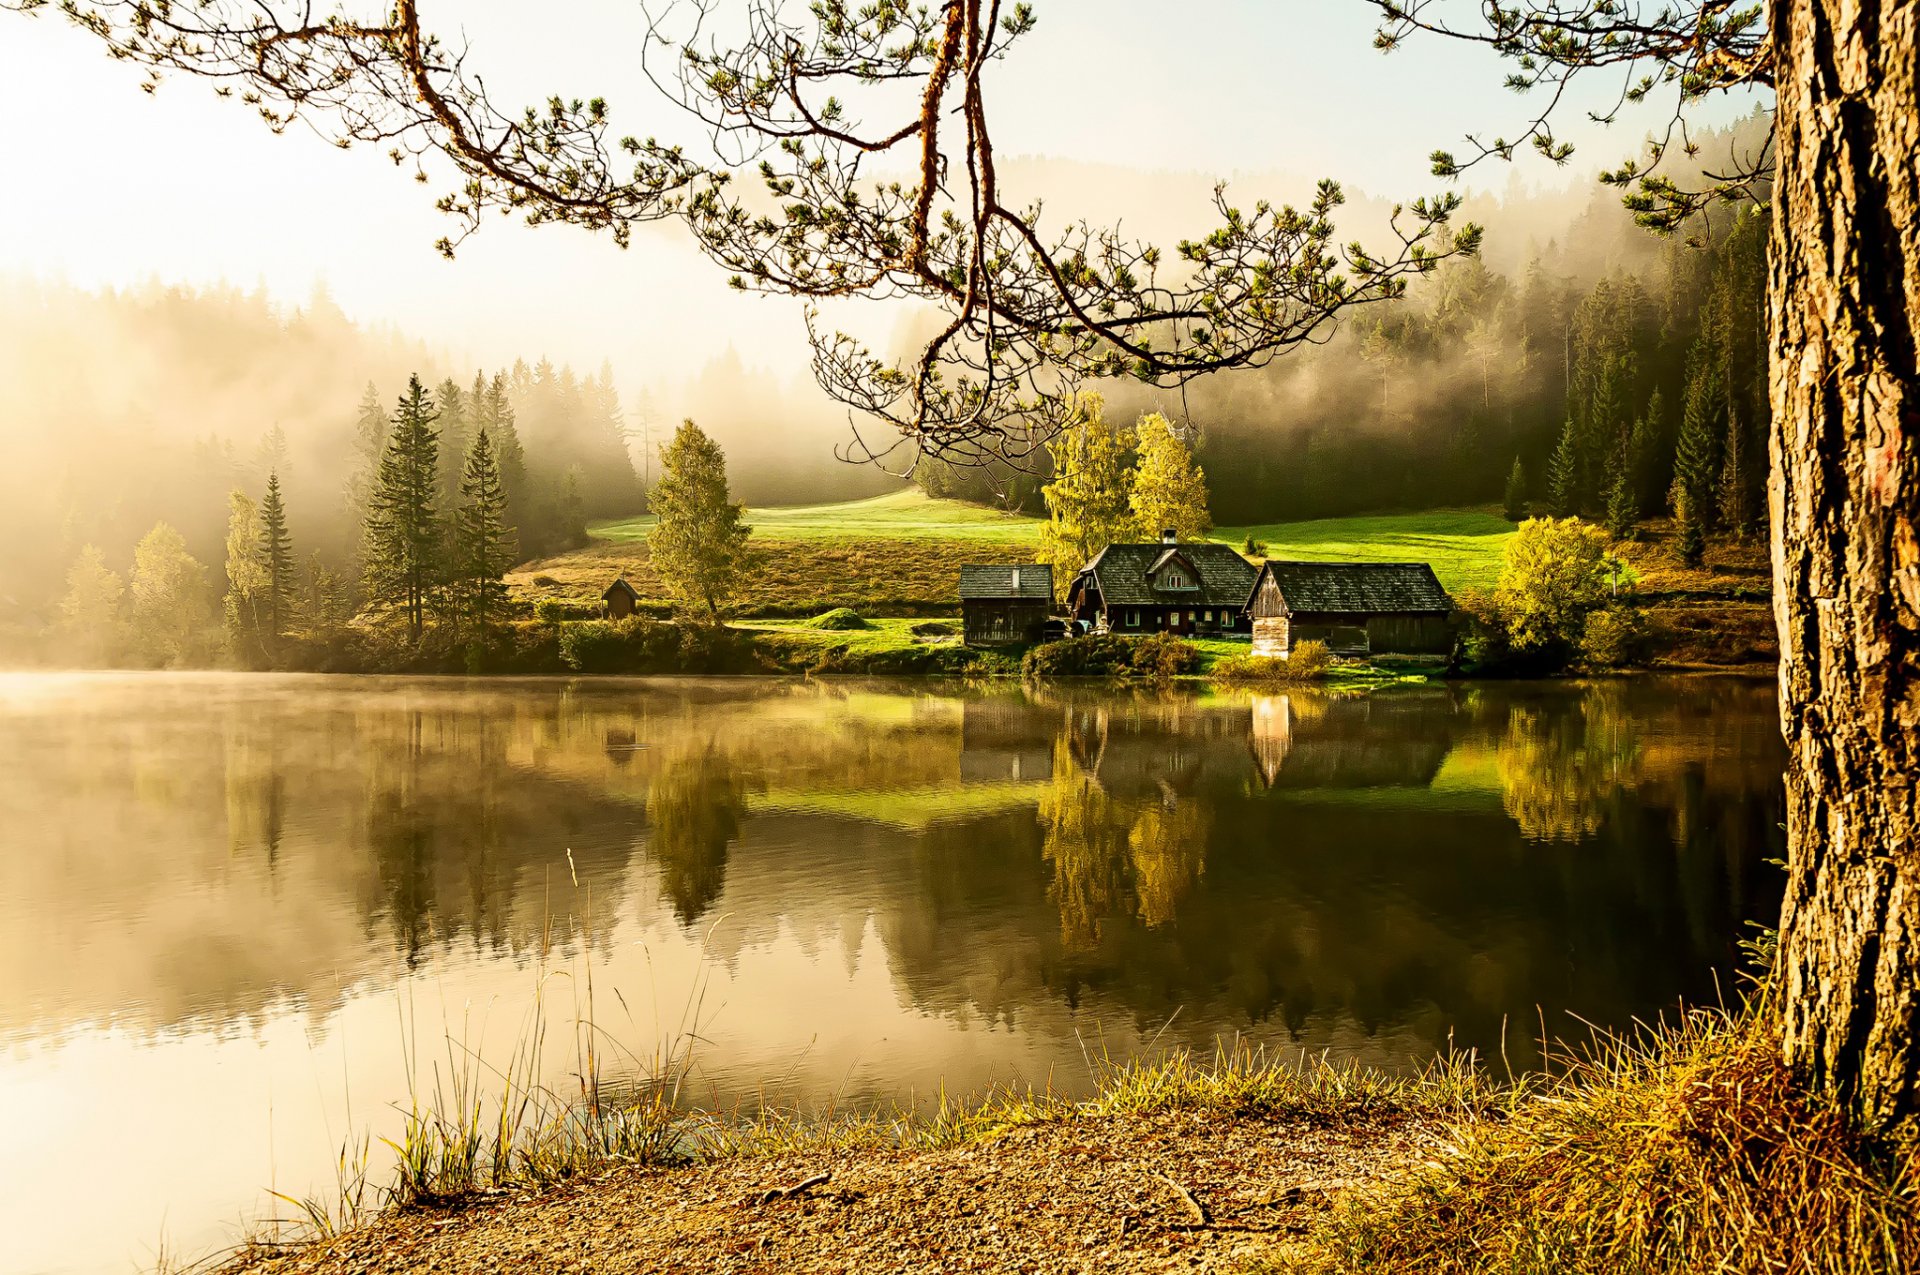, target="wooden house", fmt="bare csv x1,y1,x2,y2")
959,563,1052,646
602,577,640,619
1244,561,1453,657
1066,532,1258,637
